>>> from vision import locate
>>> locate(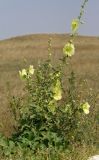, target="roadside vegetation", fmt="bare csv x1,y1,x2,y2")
0,0,99,159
